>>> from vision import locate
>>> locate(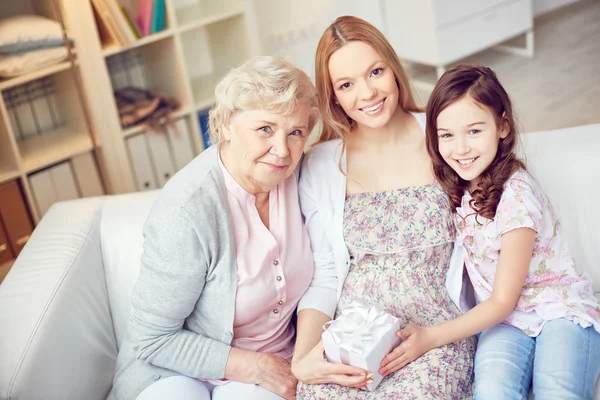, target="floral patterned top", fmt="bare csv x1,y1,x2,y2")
456,169,600,336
